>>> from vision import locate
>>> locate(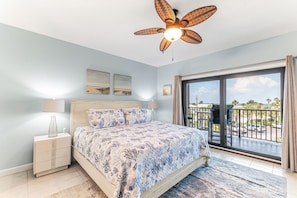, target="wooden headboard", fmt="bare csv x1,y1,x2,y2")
70,100,142,136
